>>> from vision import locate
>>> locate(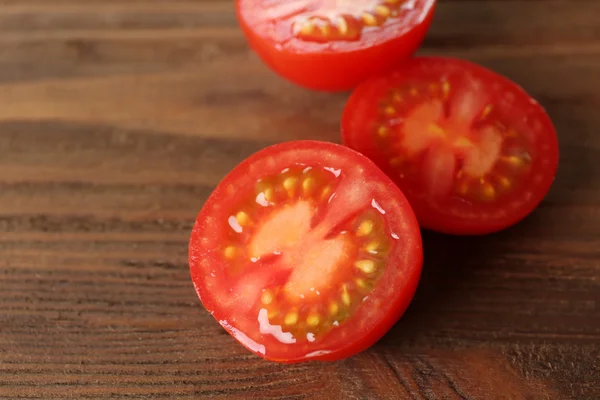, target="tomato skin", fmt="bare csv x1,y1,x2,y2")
189,141,423,362
342,57,560,235
236,0,437,92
